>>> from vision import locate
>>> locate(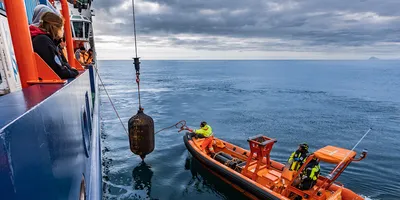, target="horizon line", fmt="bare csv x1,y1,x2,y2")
96,58,397,61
